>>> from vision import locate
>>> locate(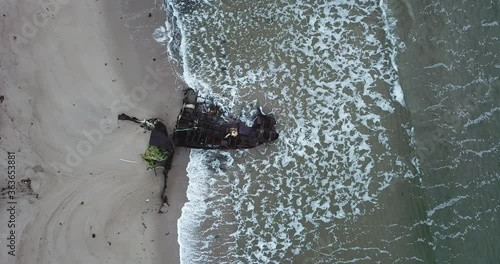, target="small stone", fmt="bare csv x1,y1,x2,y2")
92,233,96,238
159,203,169,213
